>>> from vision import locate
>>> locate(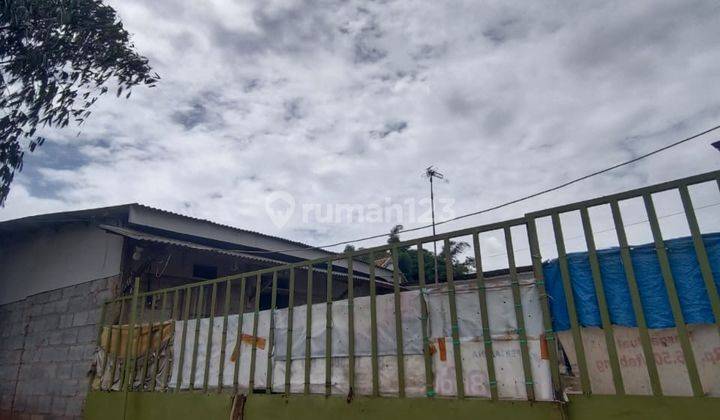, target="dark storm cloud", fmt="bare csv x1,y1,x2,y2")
171,102,209,130
283,98,305,121
371,120,408,139
210,1,337,57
